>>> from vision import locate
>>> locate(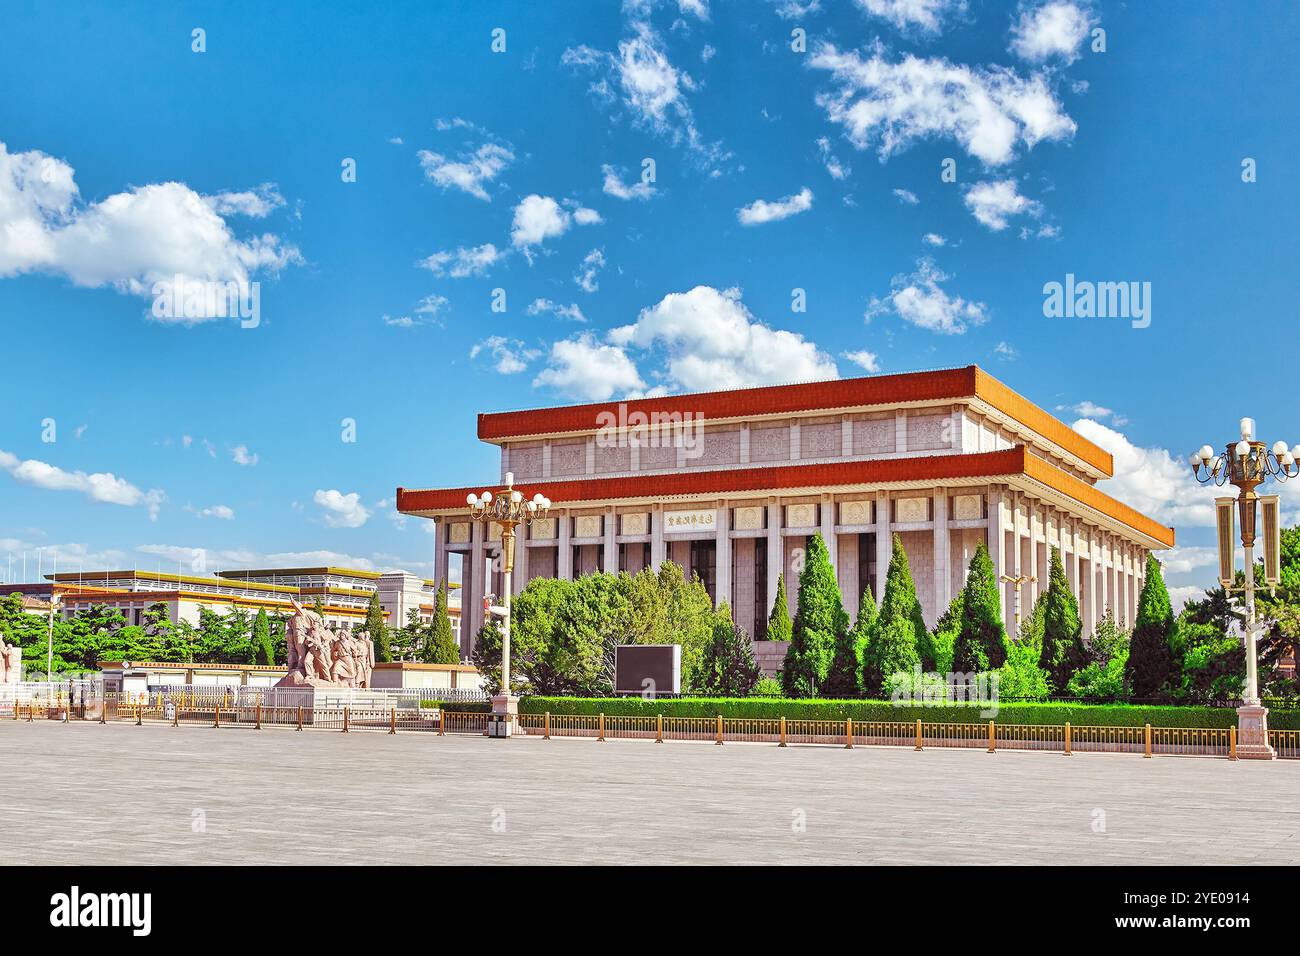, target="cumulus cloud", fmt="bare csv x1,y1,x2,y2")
533,333,647,401
418,242,501,278
602,164,657,200
609,285,838,391
510,195,601,258
231,445,259,467
737,186,813,225
892,188,919,204
772,0,822,18
527,298,587,323
563,18,726,168
0,449,164,519
853,0,966,34
1010,1,1095,64
313,489,371,529
0,142,300,319
808,46,1075,166
842,349,881,373
471,336,541,374
922,232,946,246
1072,419,1217,528
574,248,606,293
192,504,235,520
867,258,988,334
963,178,1042,230
417,142,514,201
